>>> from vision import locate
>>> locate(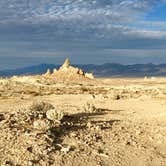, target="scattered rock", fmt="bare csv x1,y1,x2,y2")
85,73,94,79
0,113,5,121
56,144,74,154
